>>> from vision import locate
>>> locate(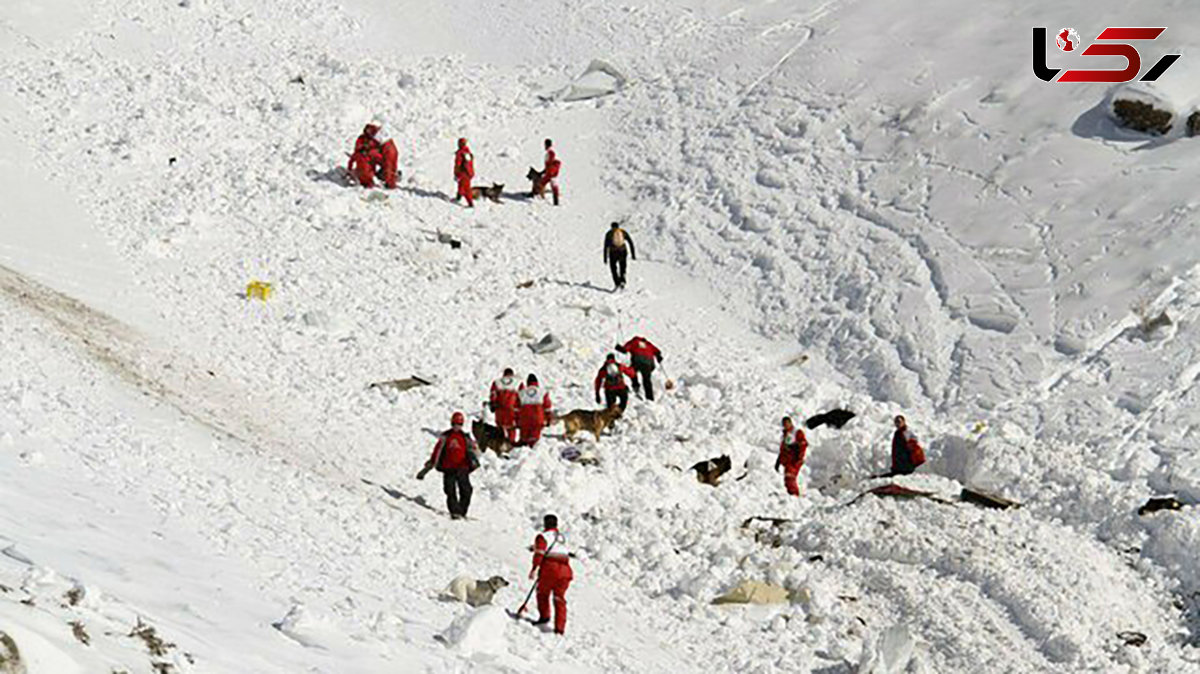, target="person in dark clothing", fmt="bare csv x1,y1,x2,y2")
603,222,636,290
890,415,925,476
416,411,481,519
615,335,662,401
